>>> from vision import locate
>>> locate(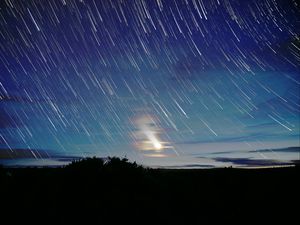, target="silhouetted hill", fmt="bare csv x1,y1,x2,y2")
0,158,299,225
